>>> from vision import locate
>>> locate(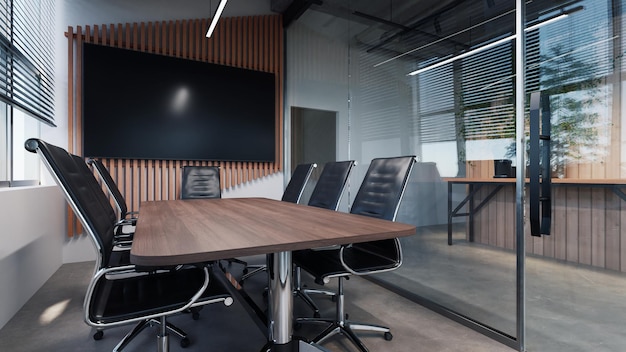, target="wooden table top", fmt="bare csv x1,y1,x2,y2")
130,197,417,267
